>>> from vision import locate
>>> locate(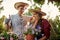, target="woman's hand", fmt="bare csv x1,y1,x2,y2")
32,19,38,29
39,36,47,40
30,17,35,23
